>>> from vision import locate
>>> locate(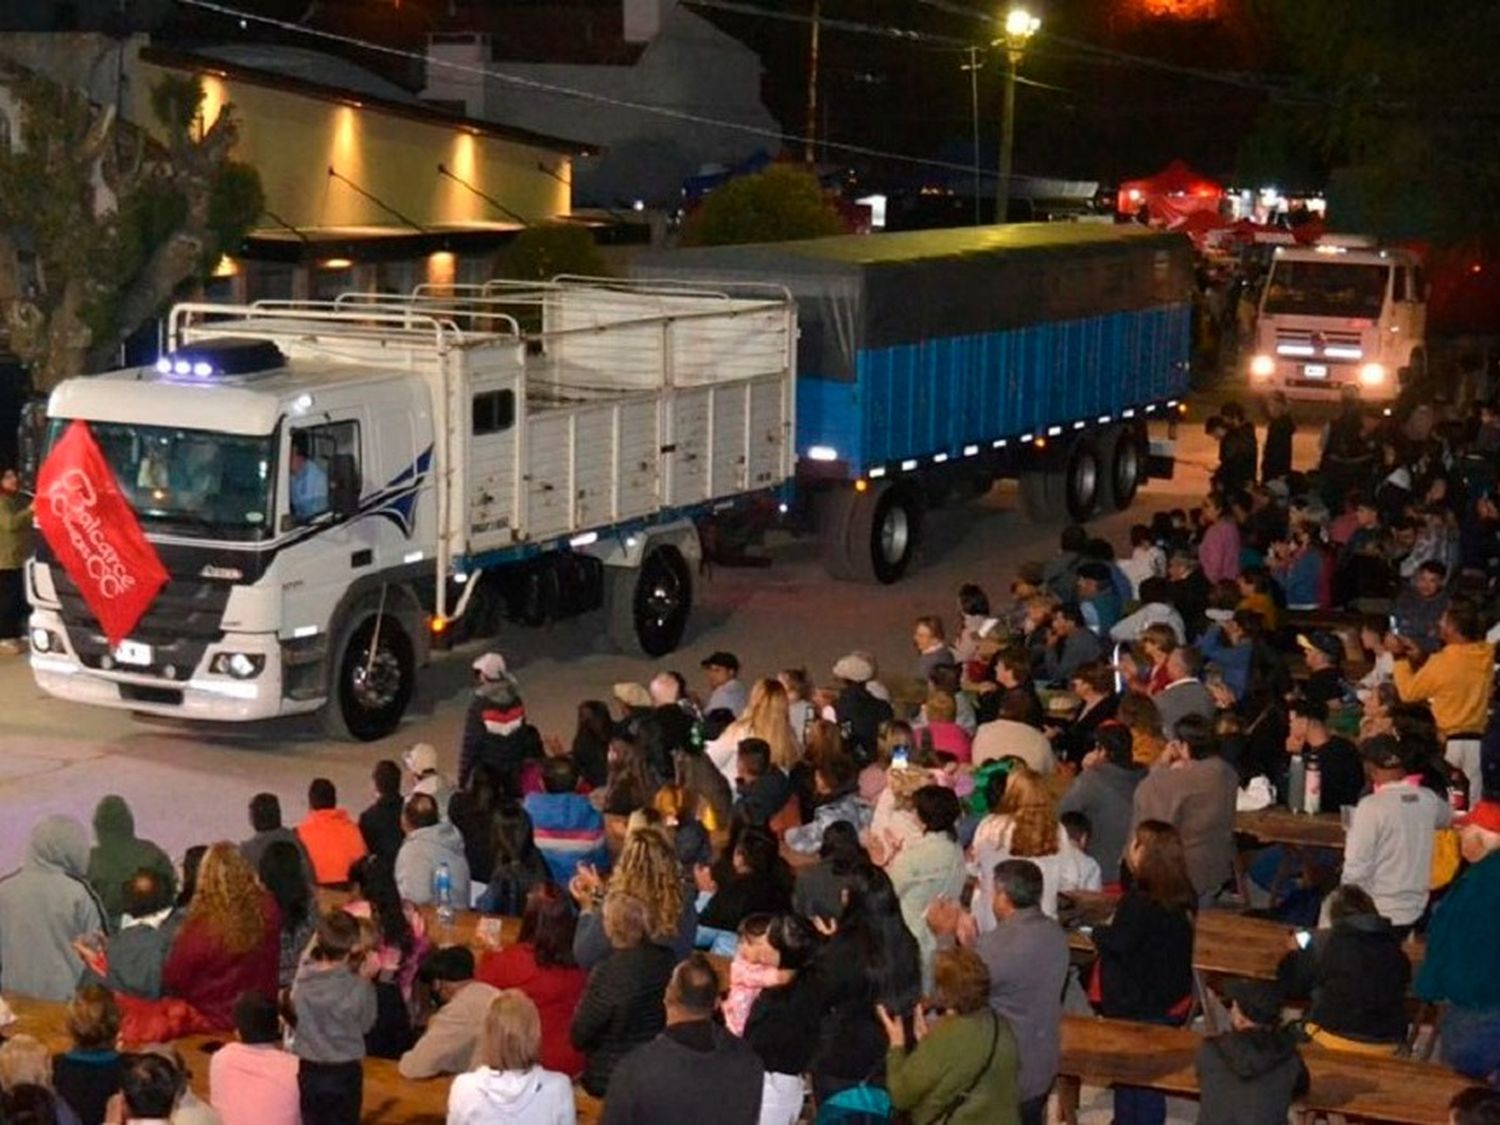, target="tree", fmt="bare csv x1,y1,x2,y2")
1240,3,1500,242
680,165,845,247
0,63,263,391
498,222,610,281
